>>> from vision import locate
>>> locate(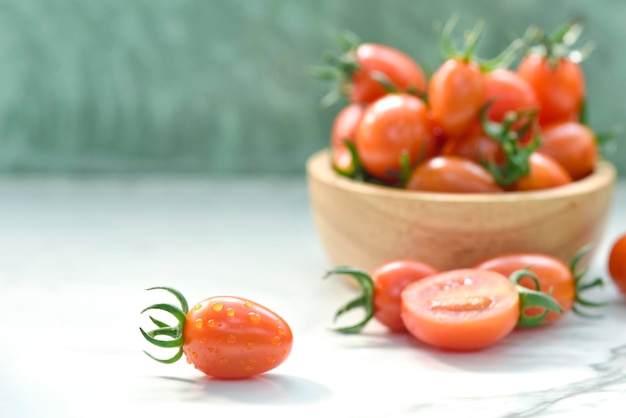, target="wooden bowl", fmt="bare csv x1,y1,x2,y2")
306,149,617,273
